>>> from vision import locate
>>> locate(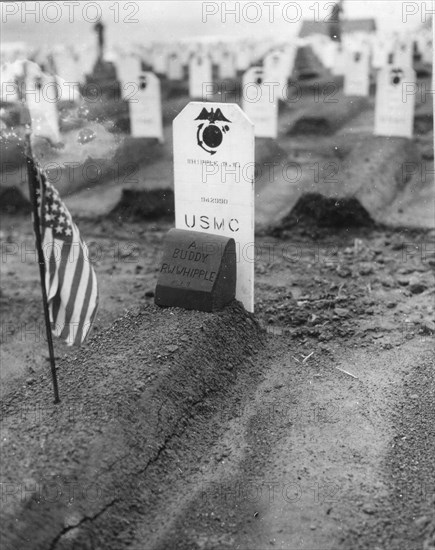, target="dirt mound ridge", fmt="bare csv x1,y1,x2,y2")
0,301,264,550
289,96,369,136
108,188,175,221
0,186,31,215
270,192,374,235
